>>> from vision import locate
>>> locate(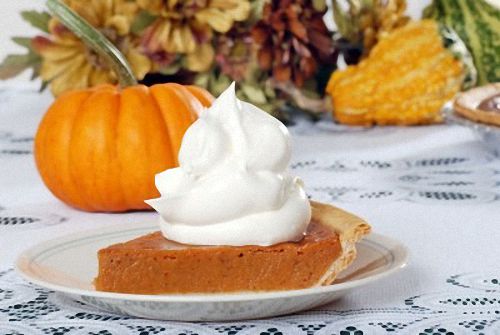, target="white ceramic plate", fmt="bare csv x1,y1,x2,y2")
16,223,408,321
